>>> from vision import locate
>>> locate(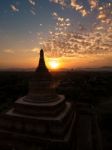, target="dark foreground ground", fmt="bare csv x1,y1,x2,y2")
0,70,112,149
